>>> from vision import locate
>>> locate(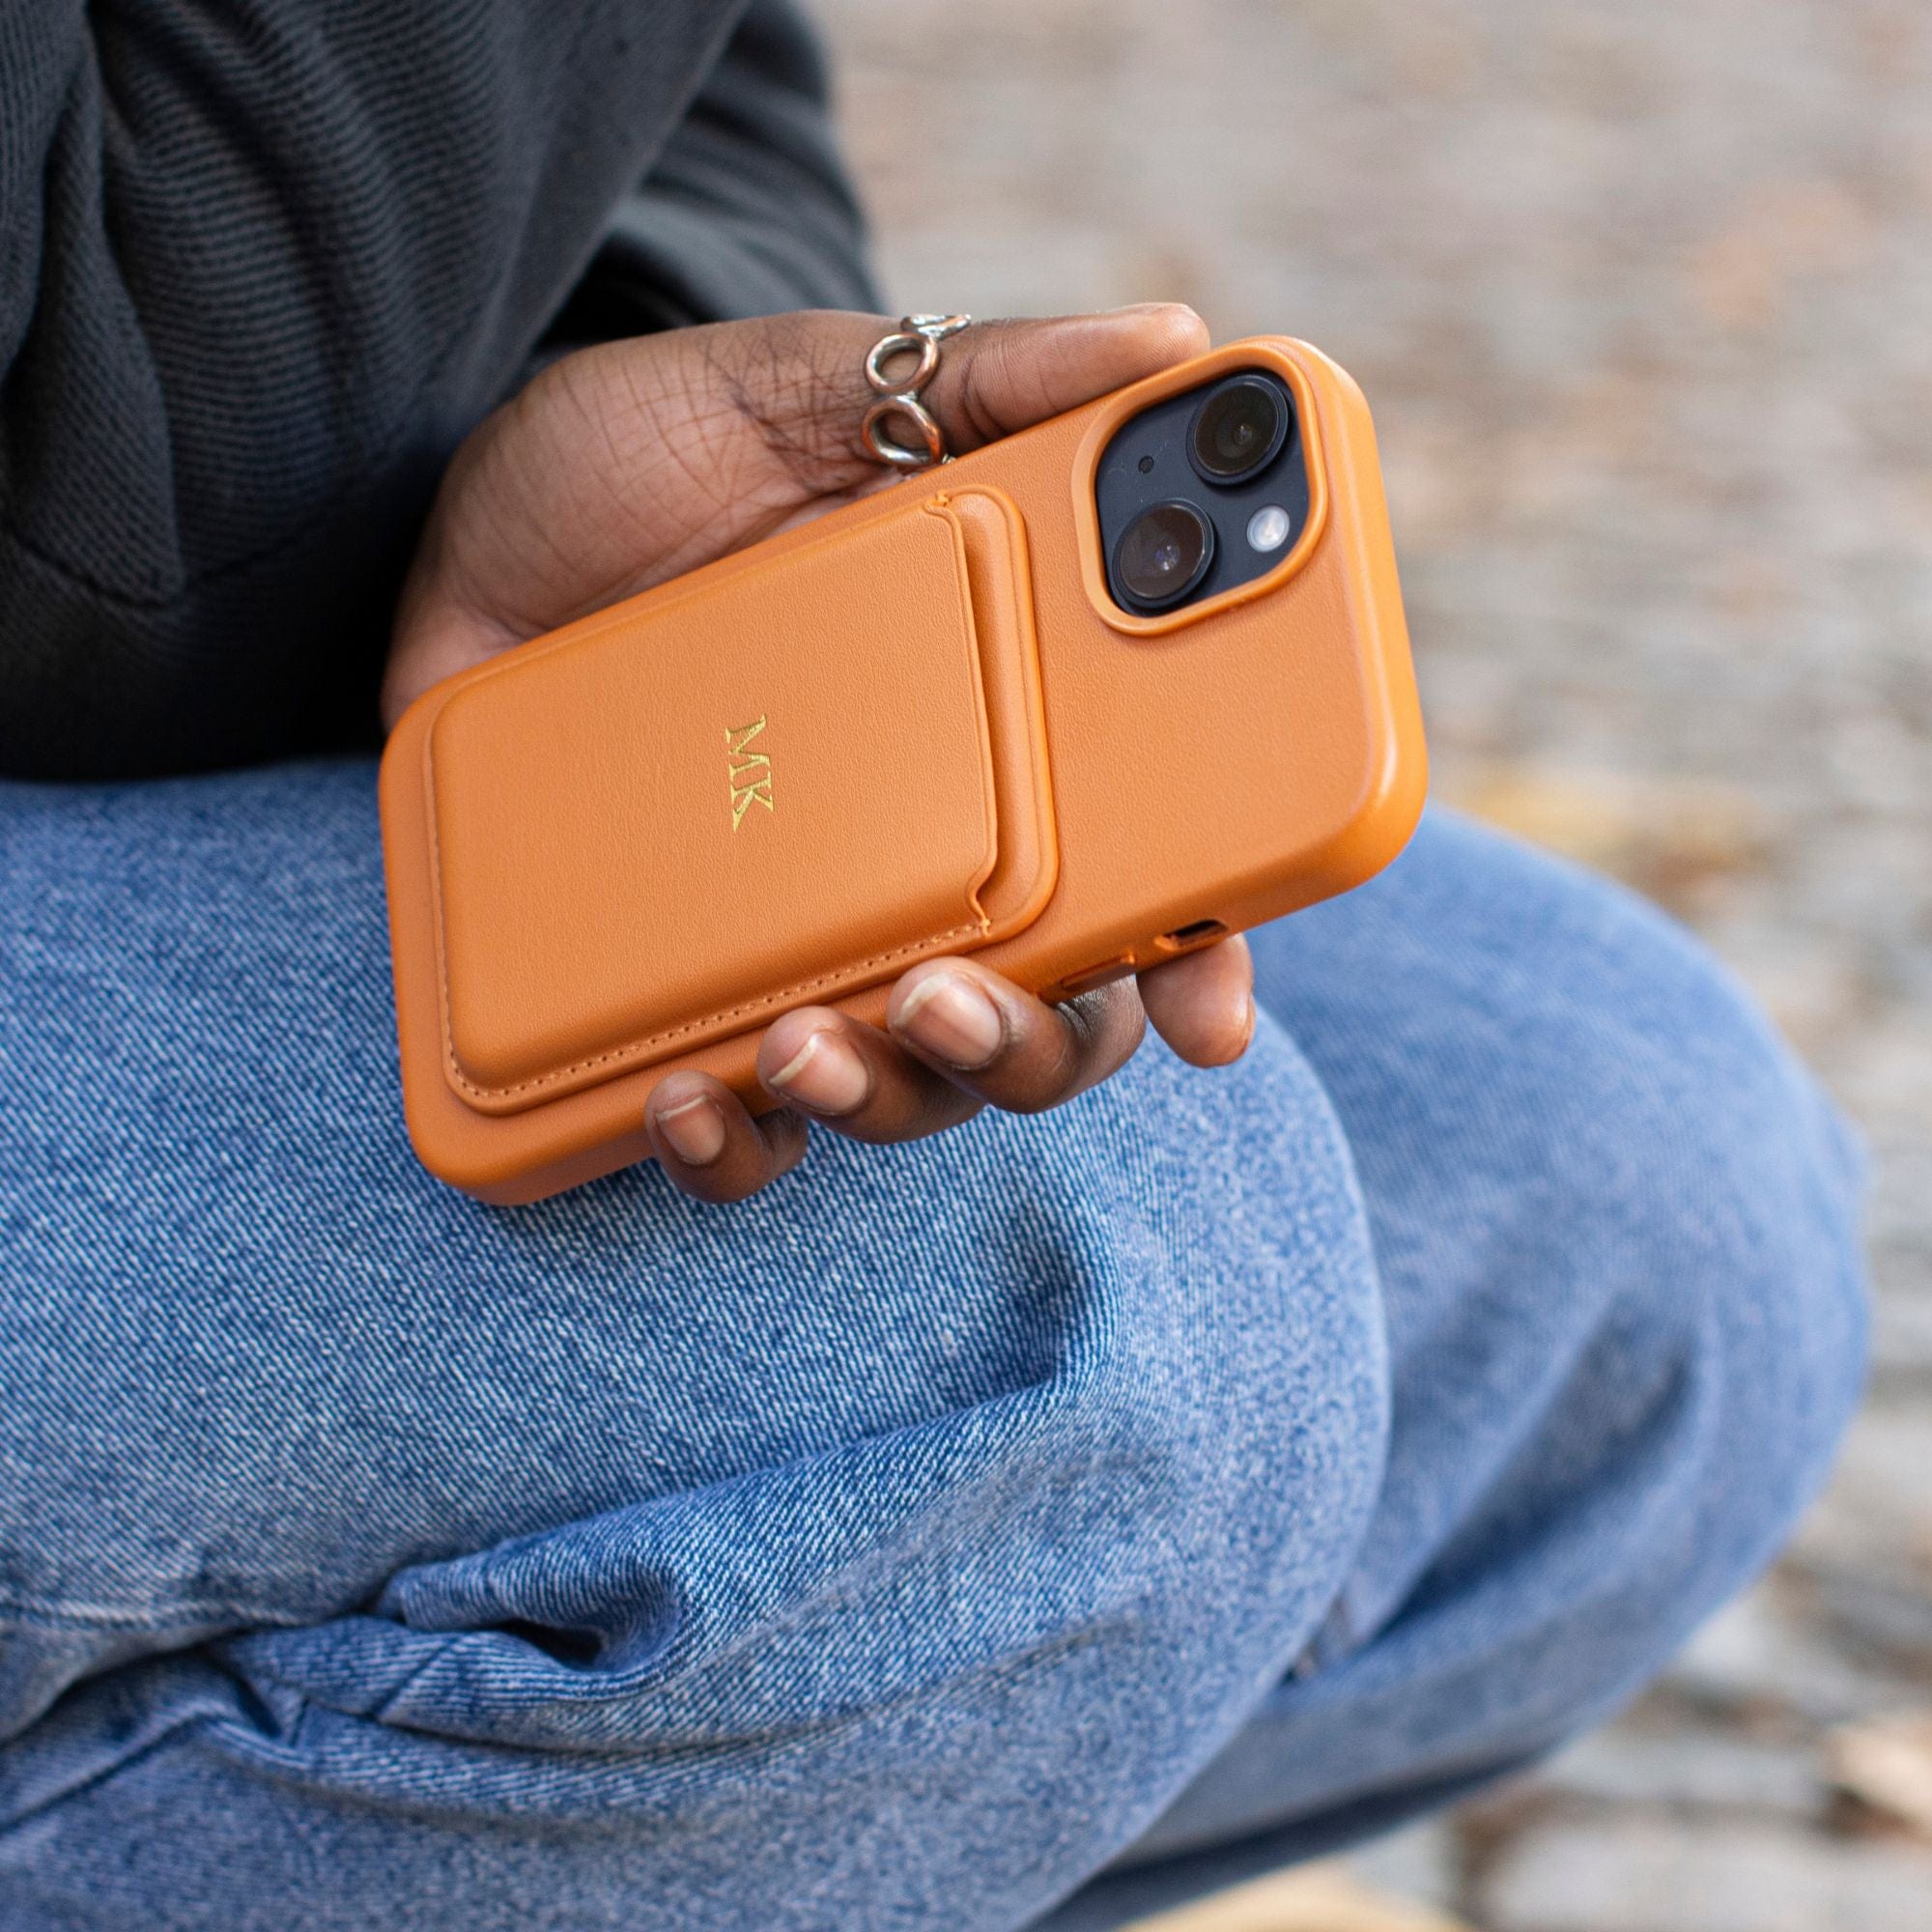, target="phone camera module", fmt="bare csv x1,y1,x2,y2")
1113,499,1215,610
1188,375,1291,485
1094,365,1311,616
